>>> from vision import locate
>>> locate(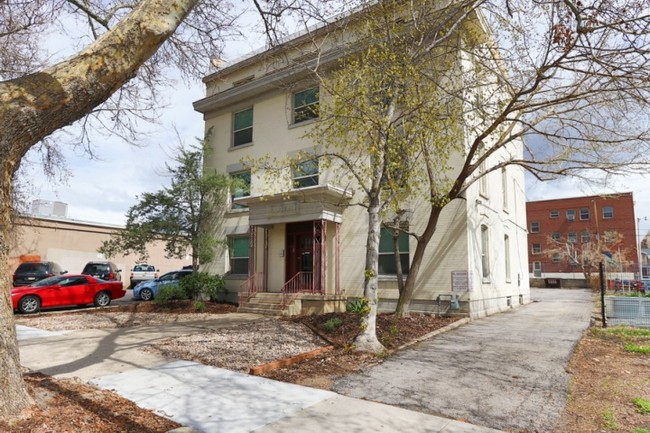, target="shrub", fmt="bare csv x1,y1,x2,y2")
321,317,343,332
346,297,370,314
633,397,650,414
180,272,226,301
154,283,187,304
